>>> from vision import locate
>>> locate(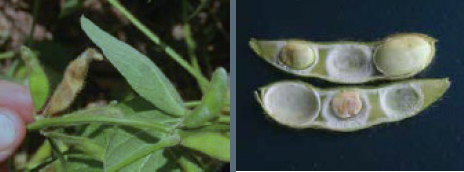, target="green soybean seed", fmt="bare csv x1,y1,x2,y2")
255,78,449,132
250,33,436,83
